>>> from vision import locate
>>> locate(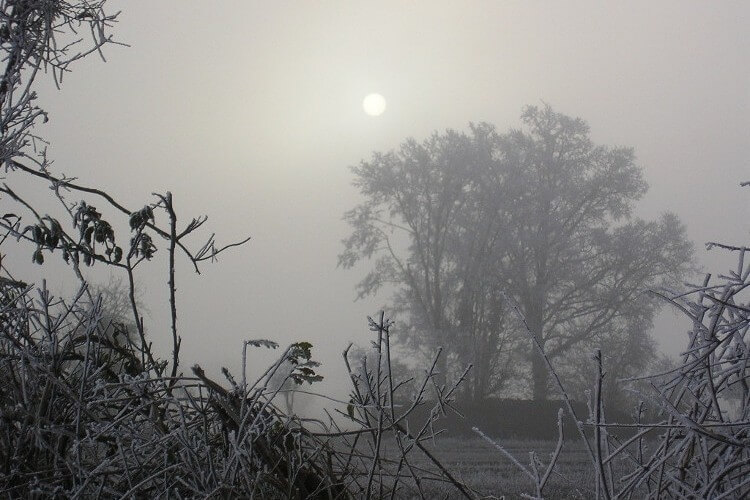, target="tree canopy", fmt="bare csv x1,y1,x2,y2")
340,105,694,401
